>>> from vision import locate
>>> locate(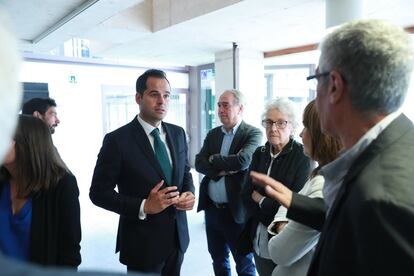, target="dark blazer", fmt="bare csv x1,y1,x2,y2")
302,114,414,276
89,118,194,267
288,194,325,231
240,139,311,251
195,121,262,224
0,172,81,268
